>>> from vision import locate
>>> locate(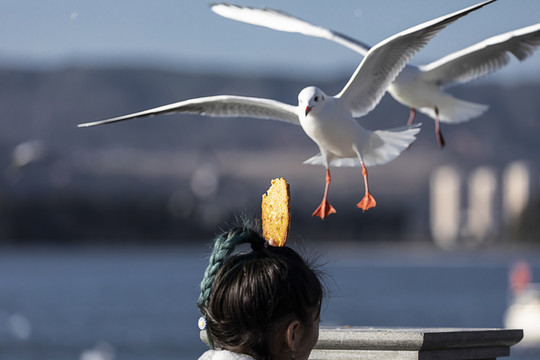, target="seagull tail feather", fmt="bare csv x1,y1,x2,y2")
418,95,488,124
361,124,421,167
302,124,421,168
